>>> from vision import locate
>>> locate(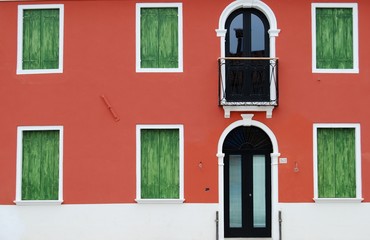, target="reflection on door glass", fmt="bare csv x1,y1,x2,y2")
229,155,242,228
253,155,266,228
251,14,266,56
228,14,243,55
